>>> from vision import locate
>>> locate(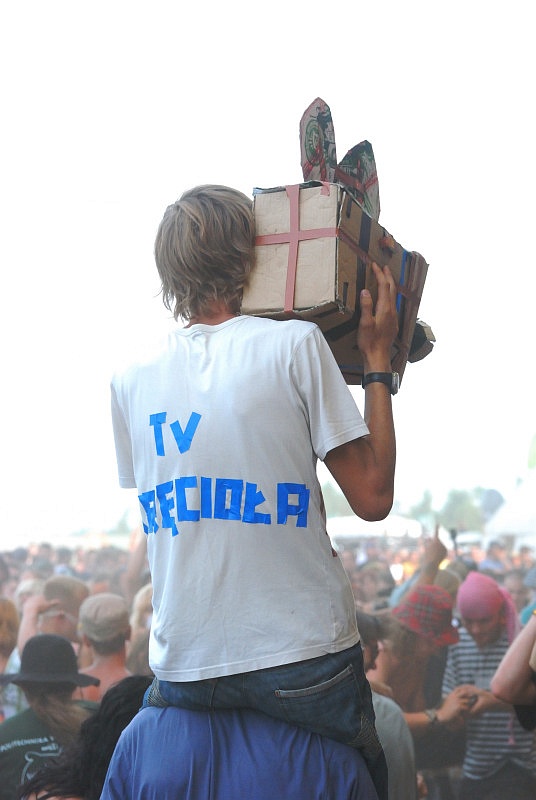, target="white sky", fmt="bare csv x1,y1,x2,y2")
1,0,535,546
